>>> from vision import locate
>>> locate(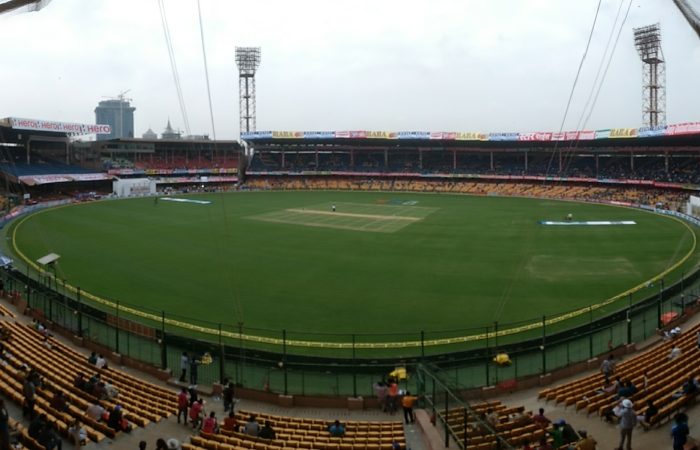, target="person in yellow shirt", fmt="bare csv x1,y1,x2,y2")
575,430,597,450
401,391,418,424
